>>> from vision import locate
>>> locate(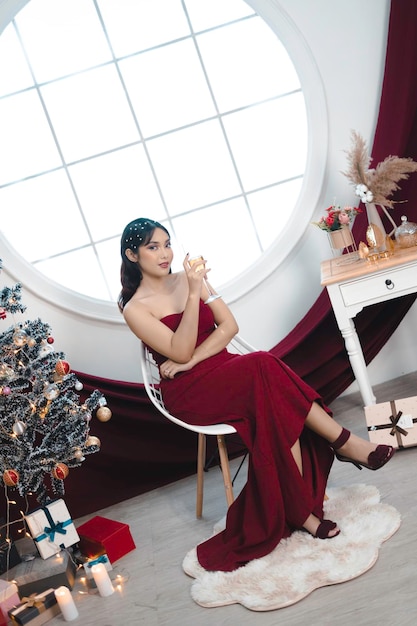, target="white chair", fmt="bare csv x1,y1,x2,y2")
139,335,256,518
